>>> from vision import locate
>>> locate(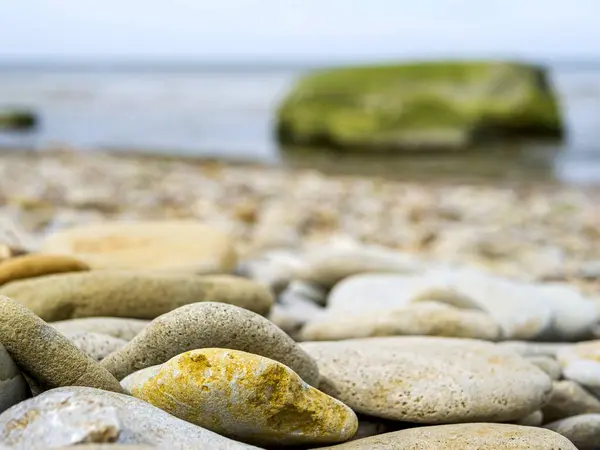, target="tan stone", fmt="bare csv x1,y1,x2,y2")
300,302,501,341
122,348,357,446
41,220,237,273
0,254,89,285
50,317,149,341
302,337,552,423
0,296,123,393
317,423,577,449
1,271,273,321
101,302,319,385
